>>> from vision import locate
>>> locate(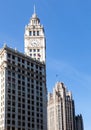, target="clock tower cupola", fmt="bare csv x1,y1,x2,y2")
24,7,46,63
